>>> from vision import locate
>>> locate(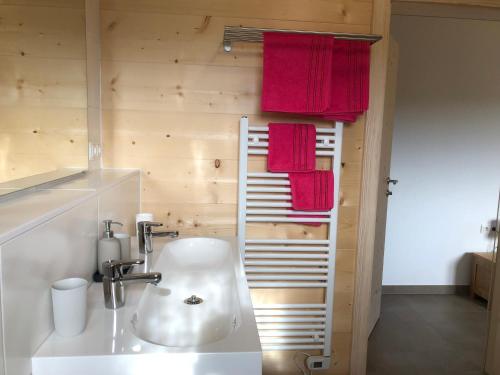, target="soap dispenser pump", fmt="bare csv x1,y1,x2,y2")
97,220,123,275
